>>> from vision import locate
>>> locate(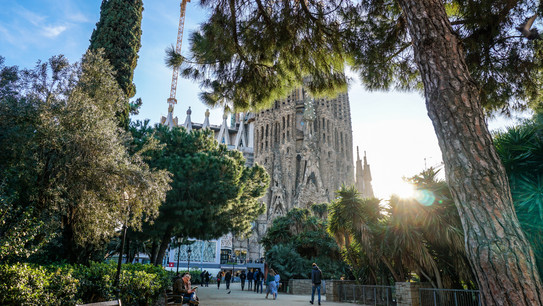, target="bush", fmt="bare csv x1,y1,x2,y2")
0,263,79,305
0,262,171,306
74,262,171,305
